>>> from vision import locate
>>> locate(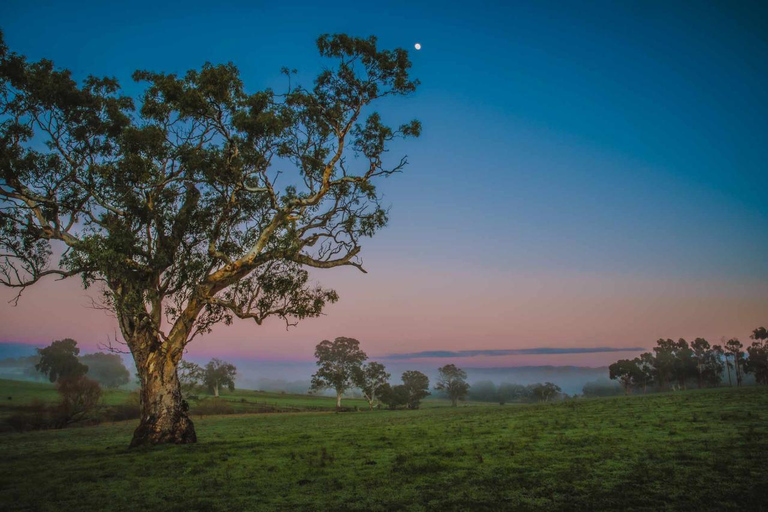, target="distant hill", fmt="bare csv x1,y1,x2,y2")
0,342,41,360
